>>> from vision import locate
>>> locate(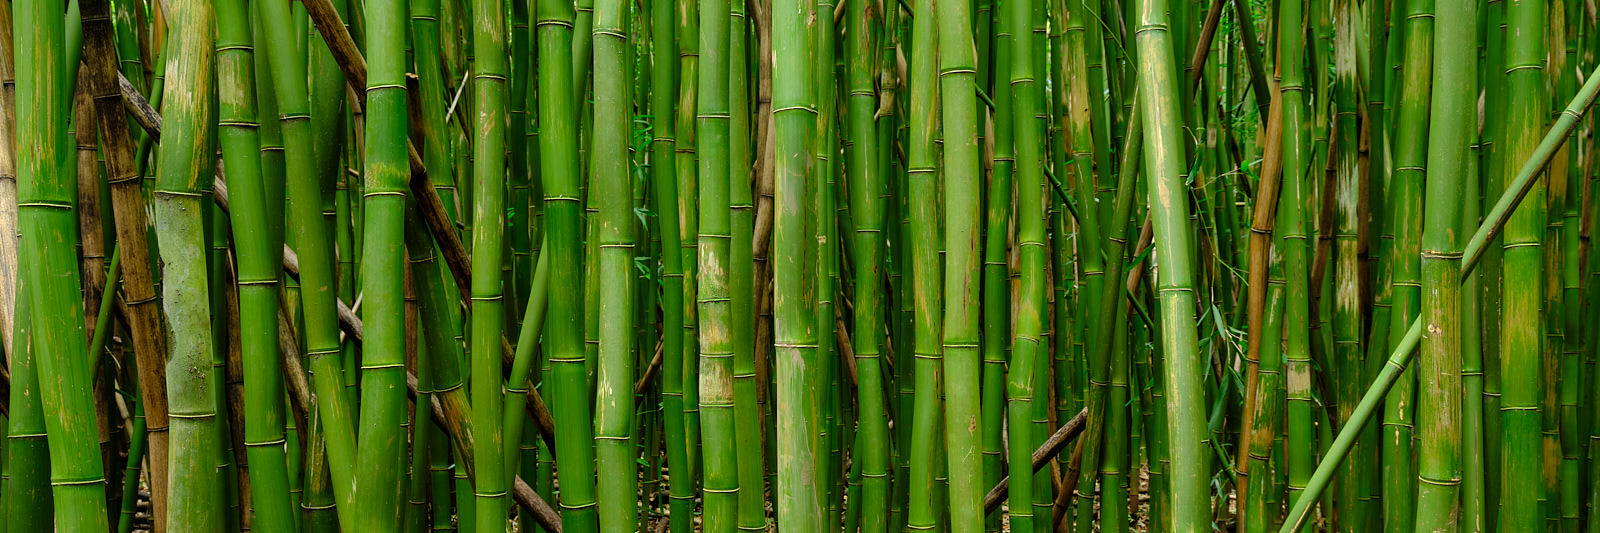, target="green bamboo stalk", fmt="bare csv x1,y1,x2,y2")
1384,0,1435,528
1006,0,1045,525
980,9,1013,531
351,0,411,522
116,398,146,533
695,0,736,525
1411,0,1475,529
934,0,983,525
501,243,548,481
593,0,638,528
812,2,839,524
845,0,887,528
507,0,533,334
1064,0,1112,519
648,0,692,526
1132,0,1209,527
902,0,943,526
467,0,510,523
1275,0,1315,522
410,0,458,224
727,1,766,529
150,0,220,527
7,281,51,529
675,0,703,495
1497,0,1546,529
1460,86,1486,533
215,0,296,526
257,0,360,523
773,0,822,524
537,0,600,526
1330,1,1367,527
